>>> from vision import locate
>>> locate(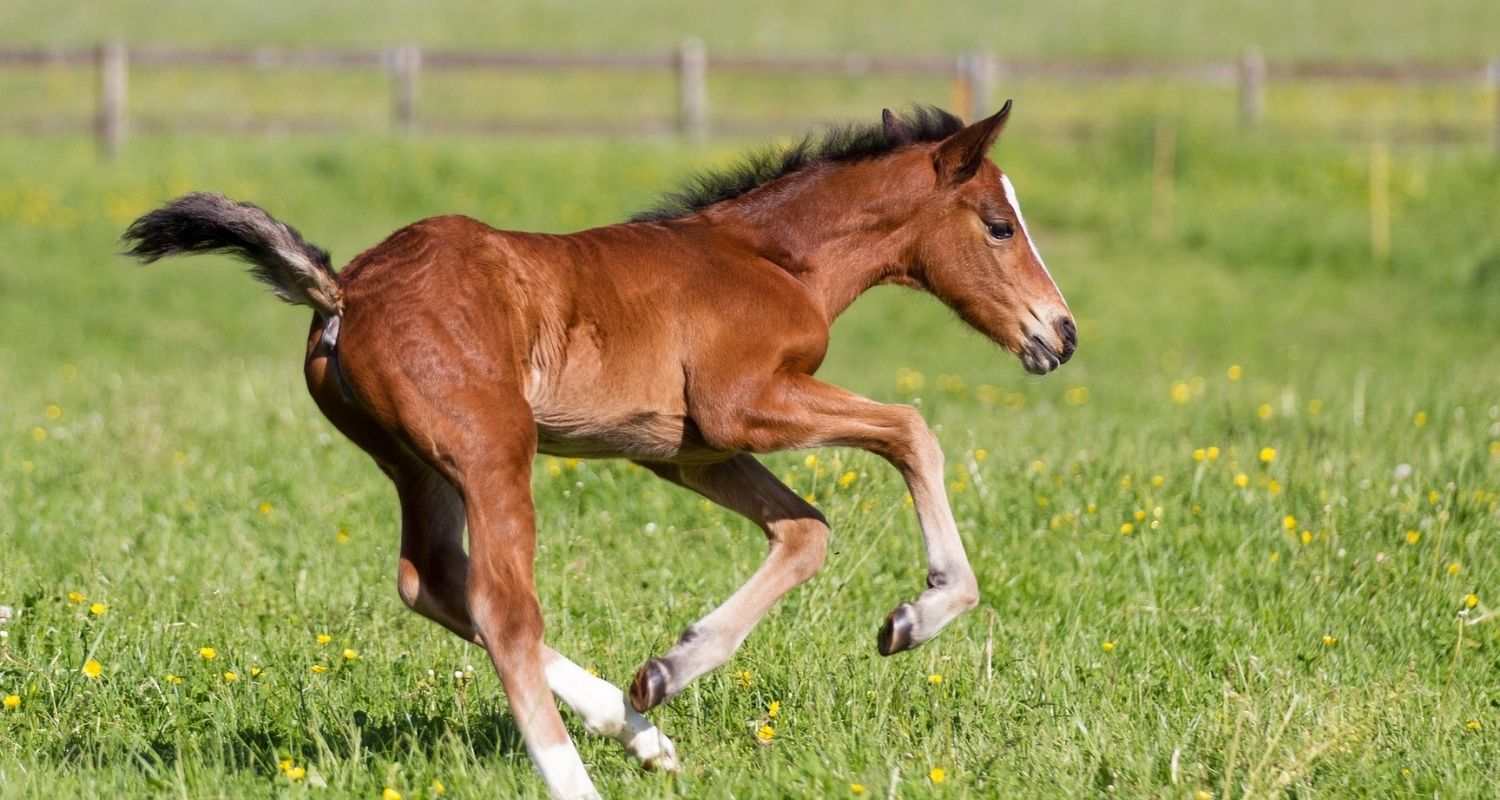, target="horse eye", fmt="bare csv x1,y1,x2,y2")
986,220,1014,240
